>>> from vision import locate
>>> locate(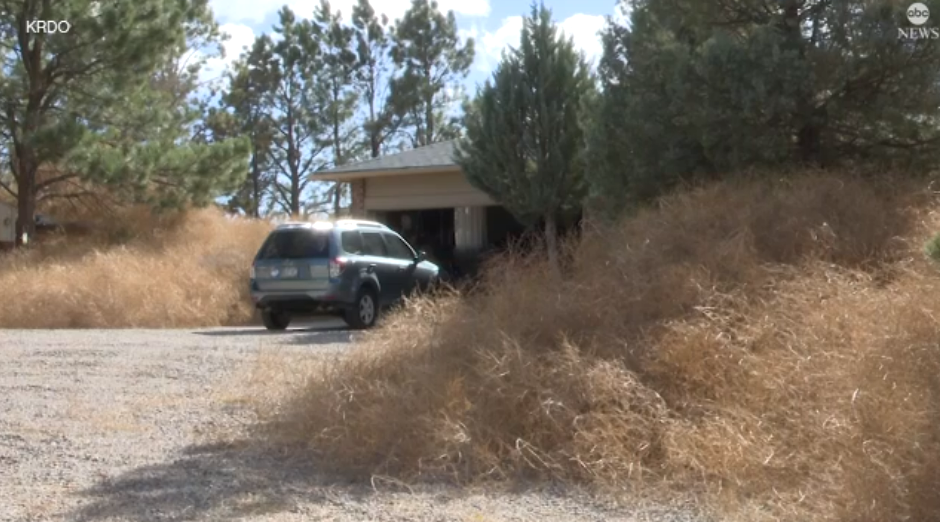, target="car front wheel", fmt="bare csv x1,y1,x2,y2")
261,309,291,330
344,287,379,329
